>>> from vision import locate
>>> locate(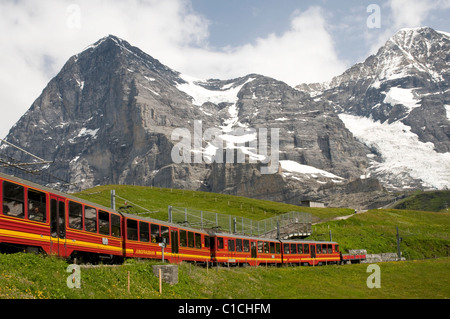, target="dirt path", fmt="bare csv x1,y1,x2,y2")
314,210,368,225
